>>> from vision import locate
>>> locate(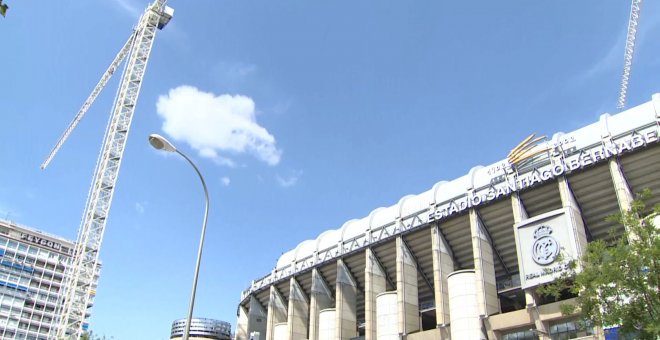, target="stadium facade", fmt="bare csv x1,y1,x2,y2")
0,219,99,340
236,94,660,340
